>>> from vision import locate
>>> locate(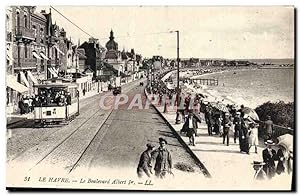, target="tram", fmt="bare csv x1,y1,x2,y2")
33,82,79,125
